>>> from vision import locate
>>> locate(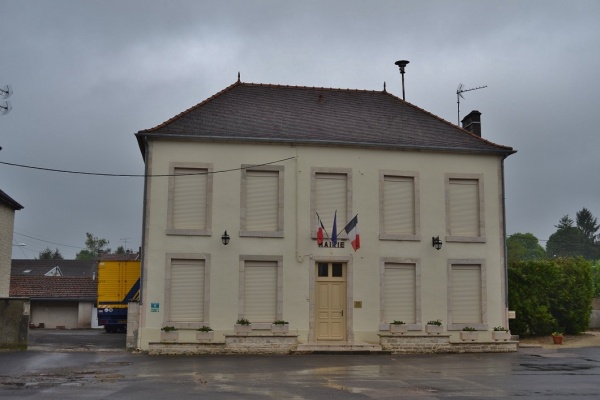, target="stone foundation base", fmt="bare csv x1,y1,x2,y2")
379,334,517,354
147,334,298,355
